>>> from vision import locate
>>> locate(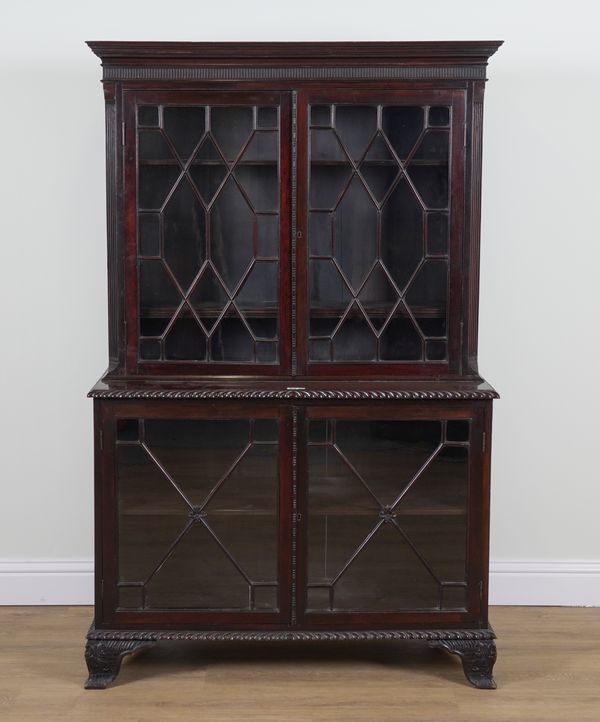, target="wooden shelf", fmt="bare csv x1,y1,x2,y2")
139,159,278,166
310,160,448,167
